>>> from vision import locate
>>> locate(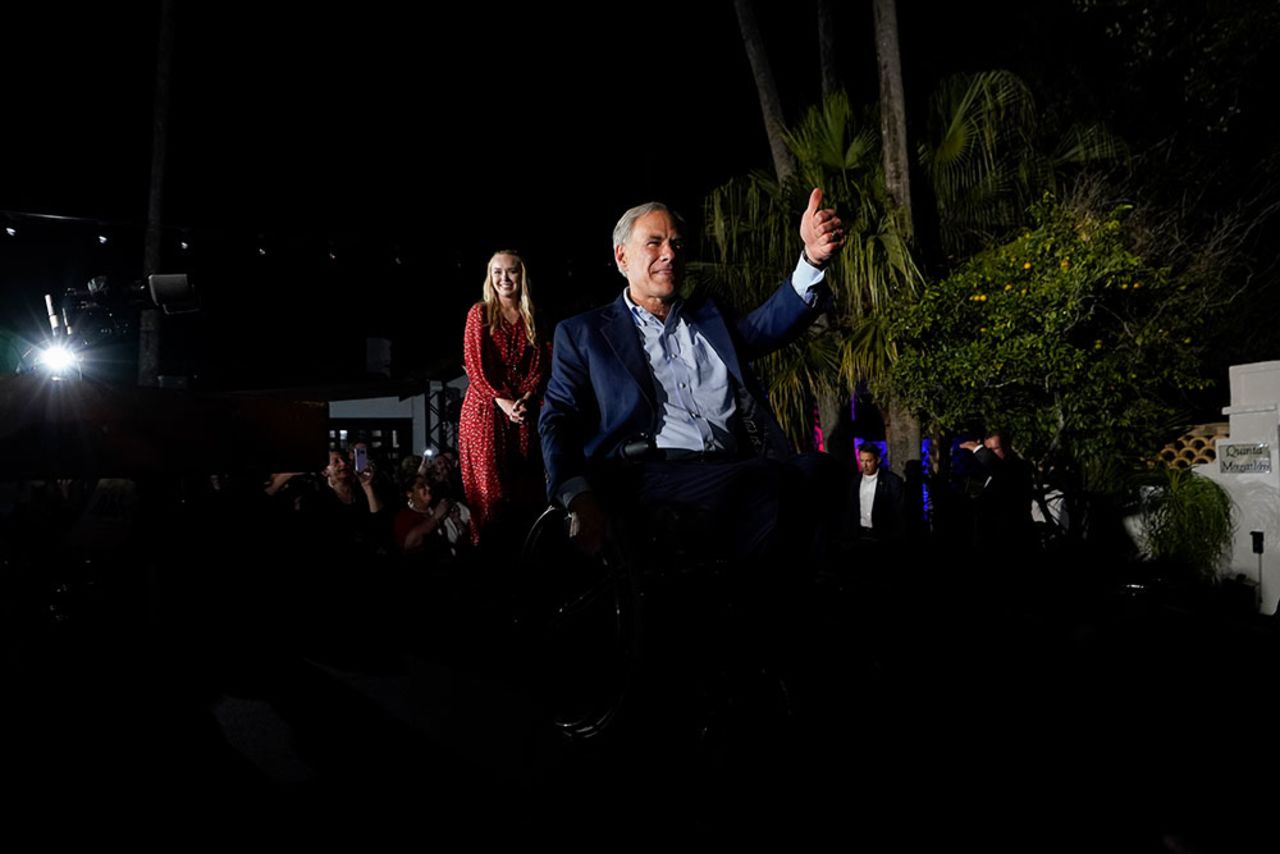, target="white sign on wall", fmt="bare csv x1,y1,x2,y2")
1219,442,1273,474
